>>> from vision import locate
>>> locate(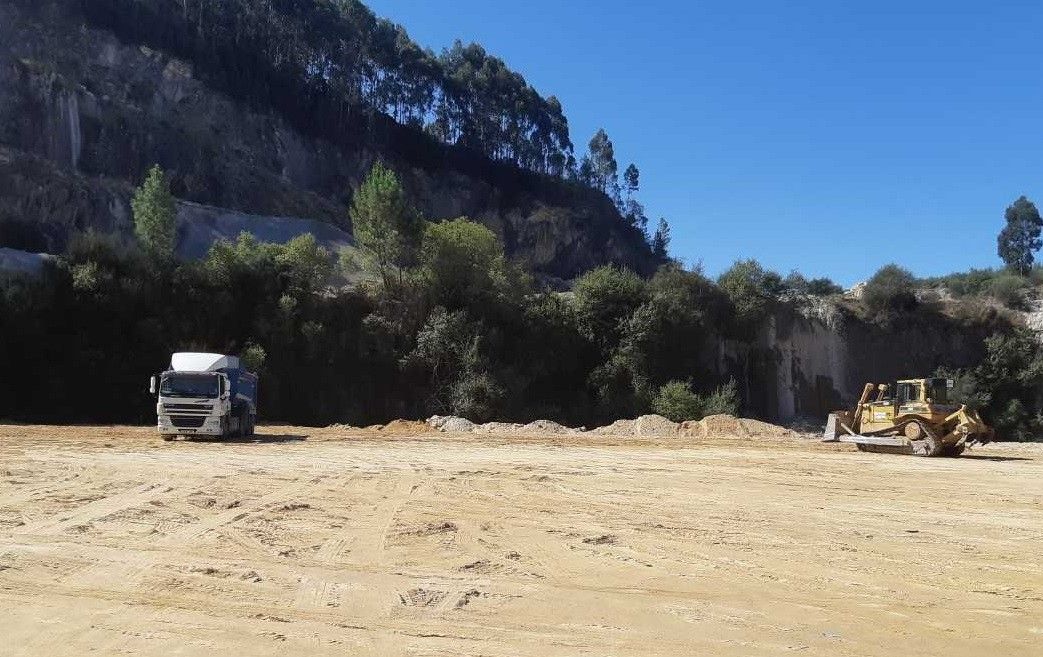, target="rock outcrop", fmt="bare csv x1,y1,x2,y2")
716,302,1003,422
